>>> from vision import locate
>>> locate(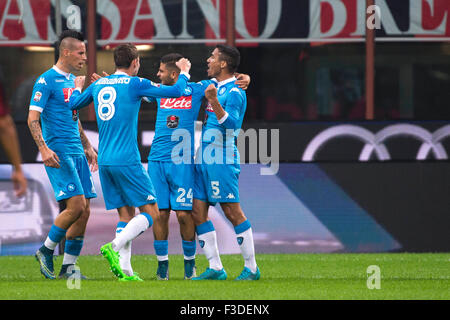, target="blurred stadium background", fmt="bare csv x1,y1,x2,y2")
0,0,449,257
